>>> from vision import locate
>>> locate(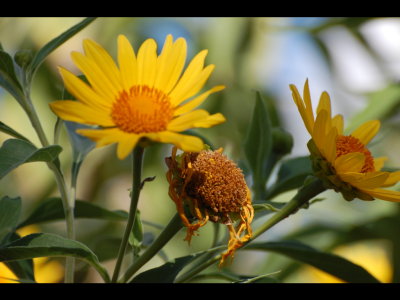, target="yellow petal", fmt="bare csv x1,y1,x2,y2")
339,171,389,189
116,134,142,160
154,35,187,94
312,109,329,155
374,157,388,171
148,131,204,152
82,39,123,92
71,51,119,101
193,113,226,128
325,126,338,164
173,85,225,116
351,120,380,145
381,170,400,187
49,101,114,126
167,109,210,132
358,188,400,202
332,114,344,136
118,34,137,90
169,50,209,105
317,91,331,118
290,84,314,134
303,79,315,127
59,67,111,110
334,152,365,174
136,38,157,87
170,64,216,106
